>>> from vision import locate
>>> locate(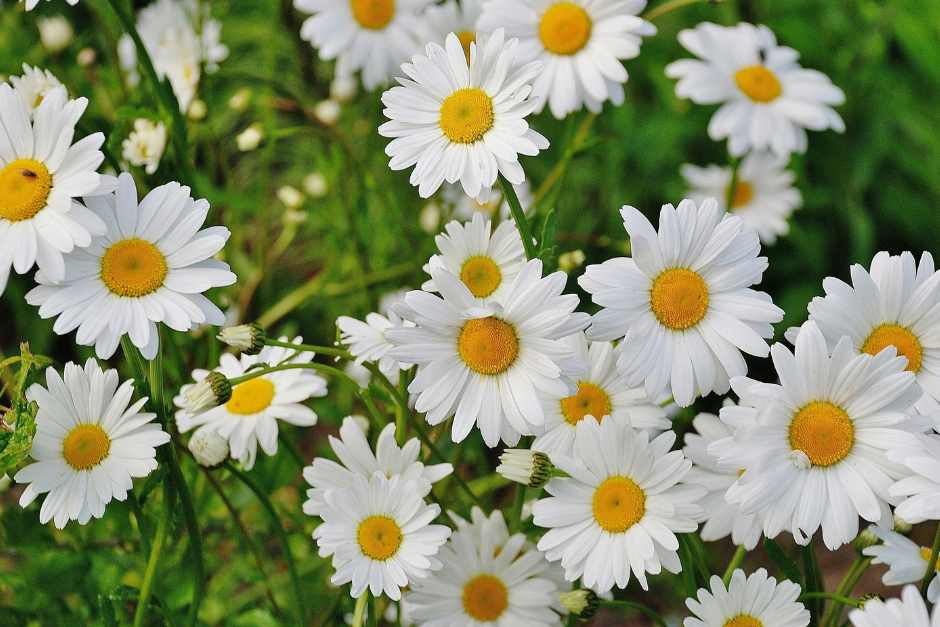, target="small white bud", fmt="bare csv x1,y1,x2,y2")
188,99,207,120
330,75,358,103
558,249,586,272
217,324,265,354
188,428,229,467
314,100,341,126
497,449,553,488
236,124,263,151
38,16,74,53
893,514,913,534
303,172,328,198
277,185,305,209
183,372,232,415
559,590,598,618
76,47,96,67
419,202,441,234
228,88,251,111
